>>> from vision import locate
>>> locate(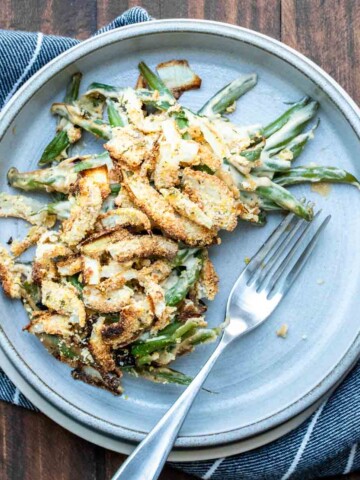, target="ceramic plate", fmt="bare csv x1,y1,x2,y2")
0,20,360,451
2,340,348,461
